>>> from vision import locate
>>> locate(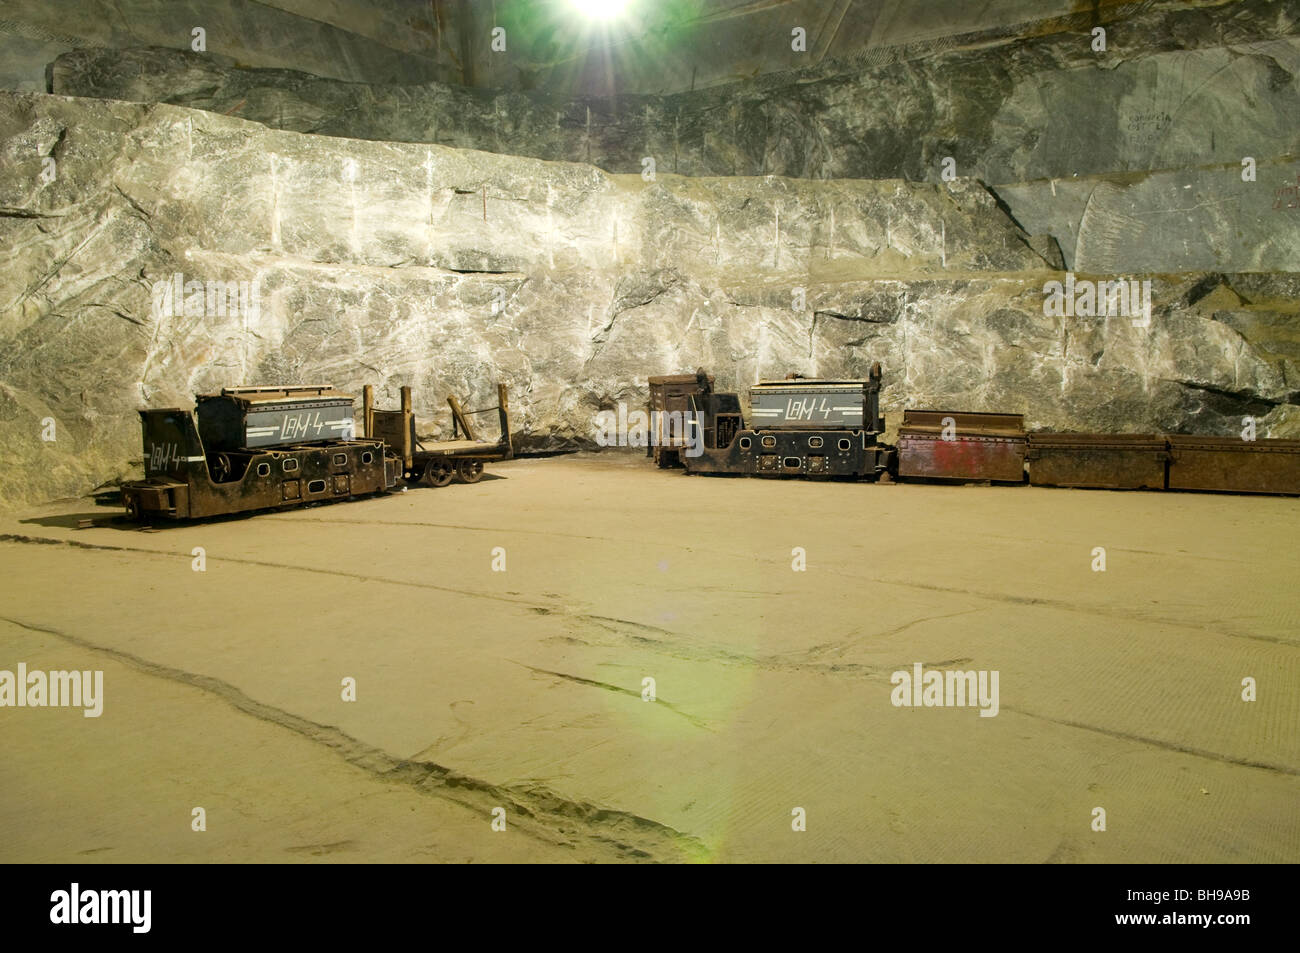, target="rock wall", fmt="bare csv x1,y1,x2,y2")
49,0,1300,185
0,0,452,92
47,1,1300,280
995,156,1300,273
2,90,1297,509
5,0,1210,99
